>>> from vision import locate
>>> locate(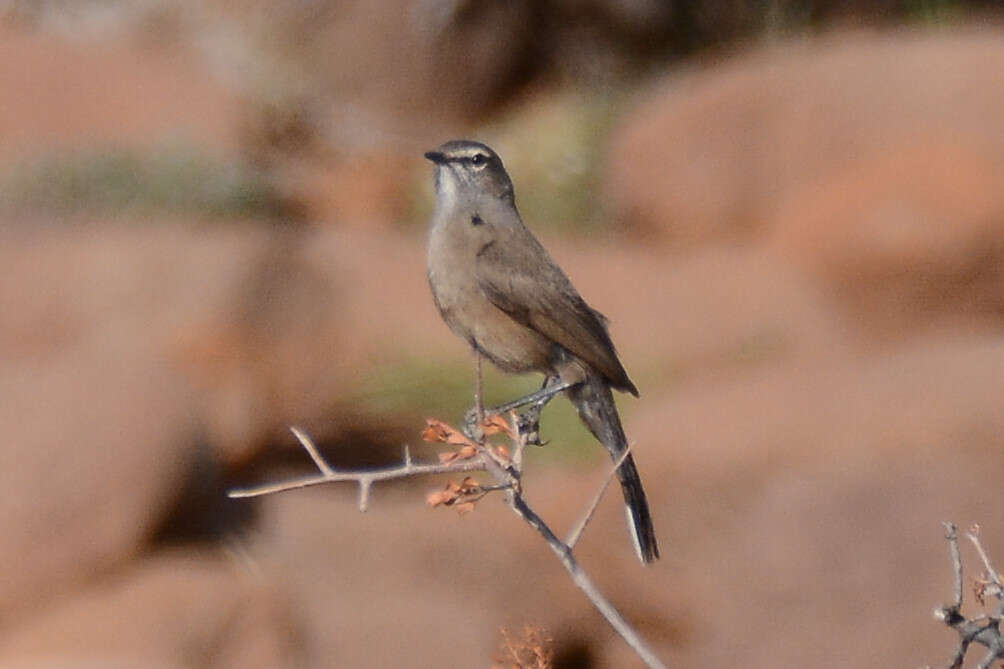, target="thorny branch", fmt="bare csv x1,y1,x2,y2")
229,414,667,669
929,523,1004,669
229,428,487,512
